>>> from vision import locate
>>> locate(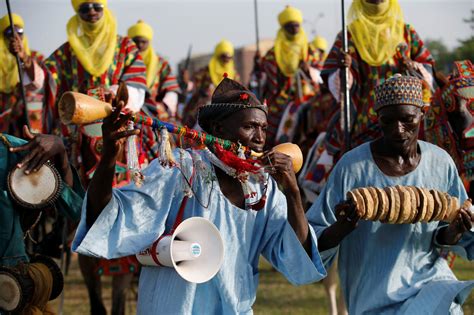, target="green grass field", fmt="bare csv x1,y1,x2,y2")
50,254,473,314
